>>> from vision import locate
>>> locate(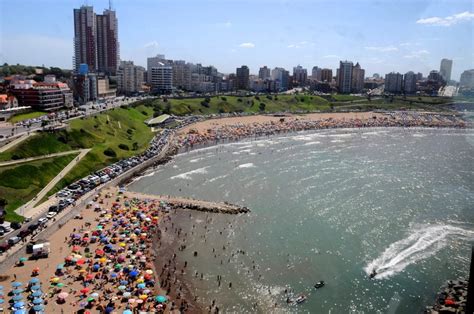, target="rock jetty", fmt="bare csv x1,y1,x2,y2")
425,279,469,314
